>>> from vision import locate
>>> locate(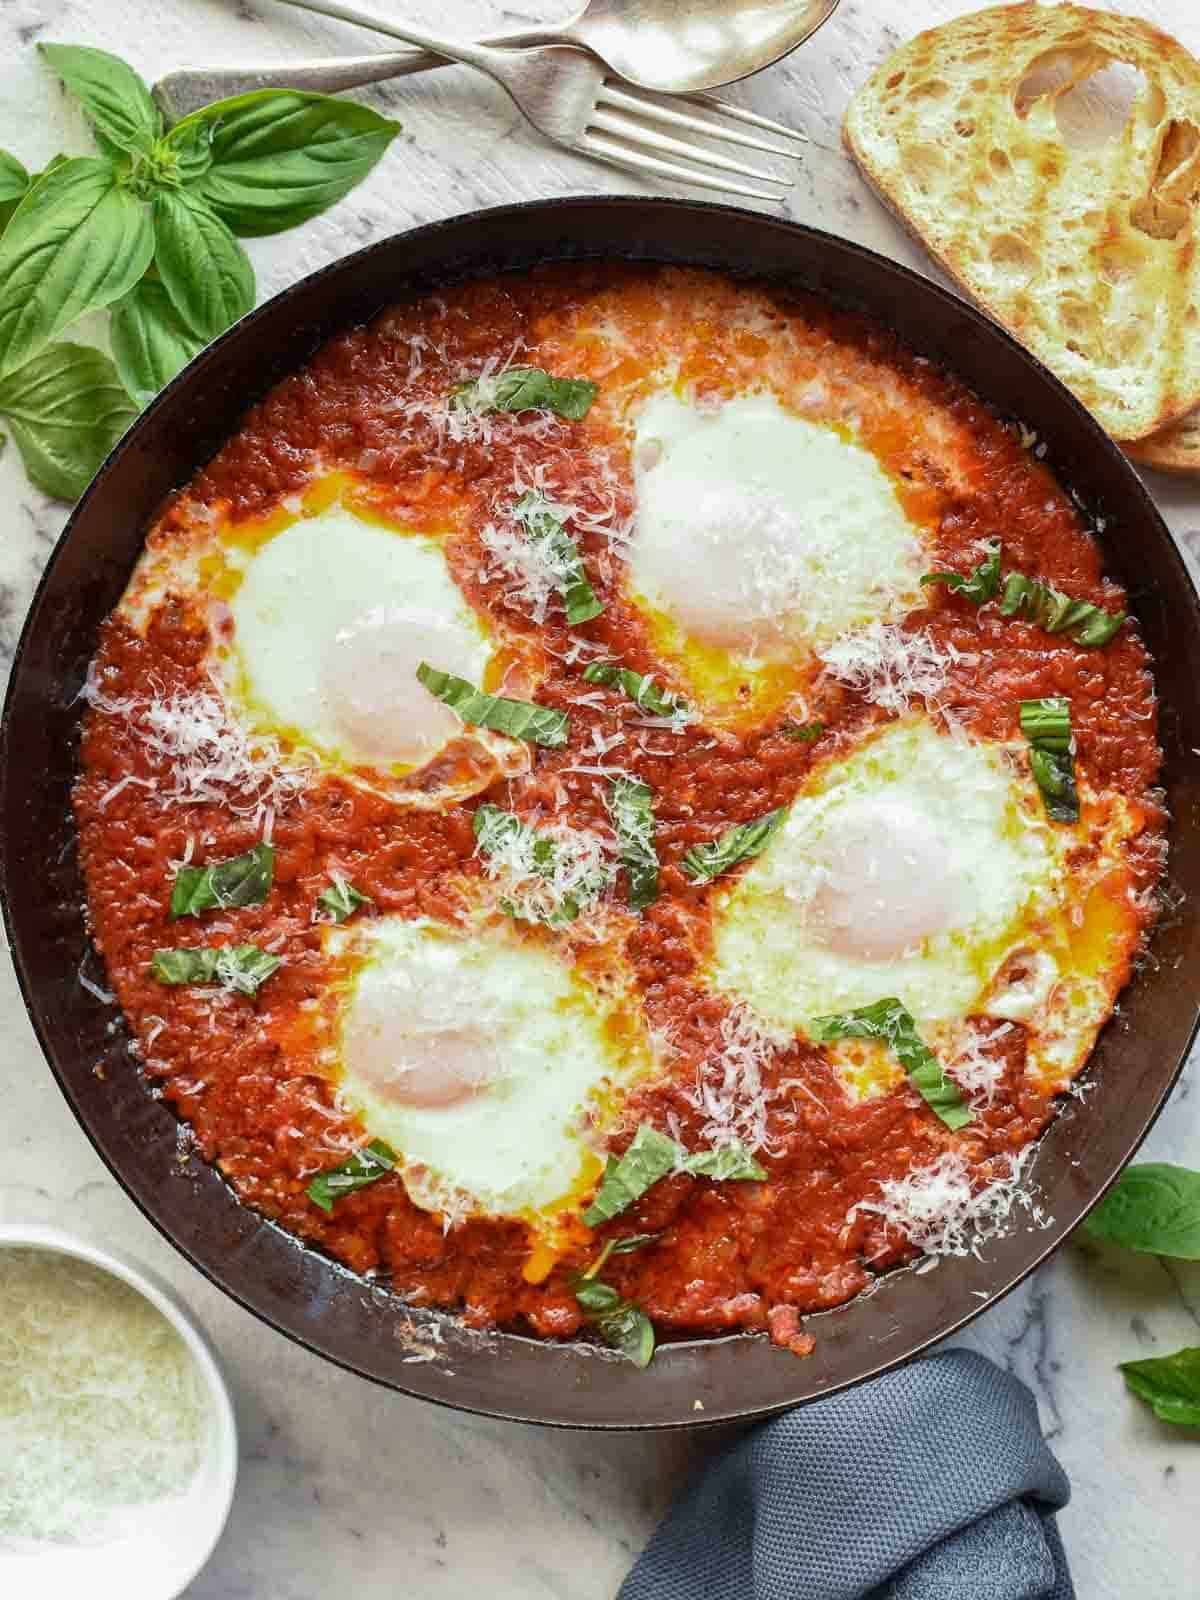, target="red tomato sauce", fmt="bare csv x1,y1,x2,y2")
74,265,1164,1350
